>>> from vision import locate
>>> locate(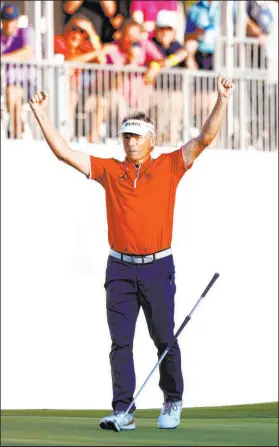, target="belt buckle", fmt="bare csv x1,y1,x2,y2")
144,255,153,264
